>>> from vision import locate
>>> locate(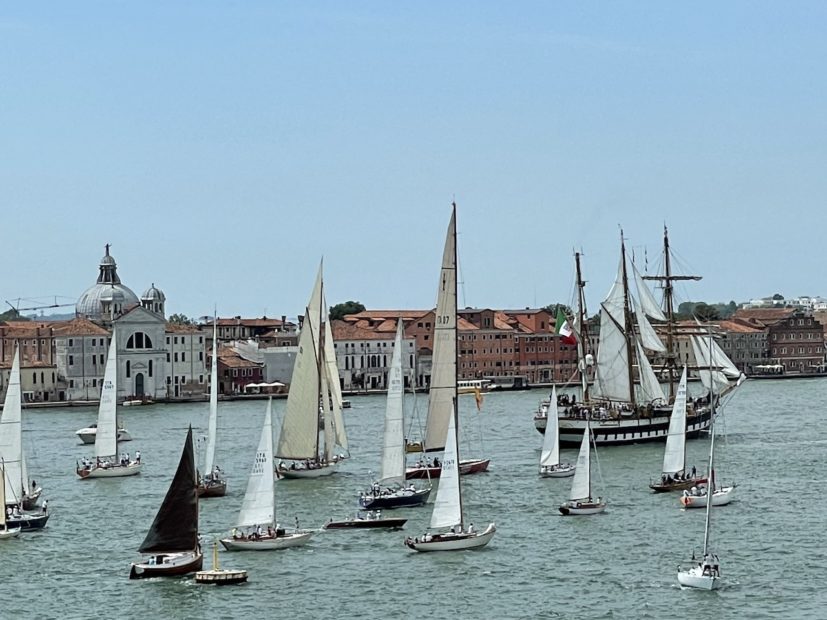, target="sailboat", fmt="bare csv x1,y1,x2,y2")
405,402,496,551
559,420,606,515
0,345,49,531
221,398,313,550
405,205,489,480
539,385,575,478
360,320,431,510
677,407,722,588
198,318,226,497
0,462,21,539
129,426,202,579
649,367,705,492
76,332,142,479
276,262,349,479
